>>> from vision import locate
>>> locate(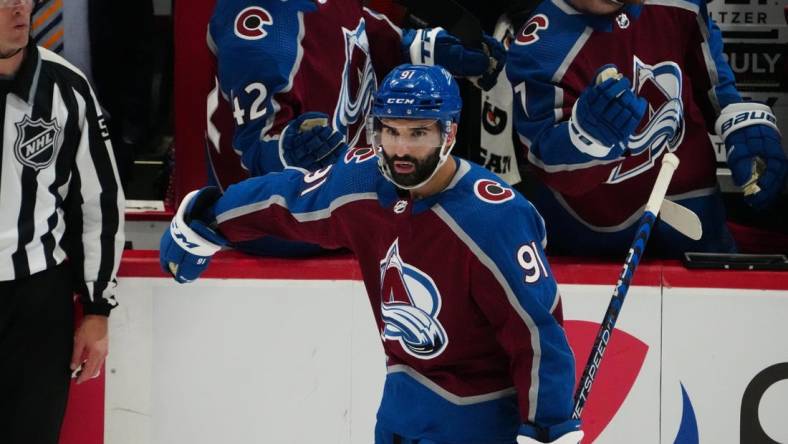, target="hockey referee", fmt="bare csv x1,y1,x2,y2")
0,1,124,443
